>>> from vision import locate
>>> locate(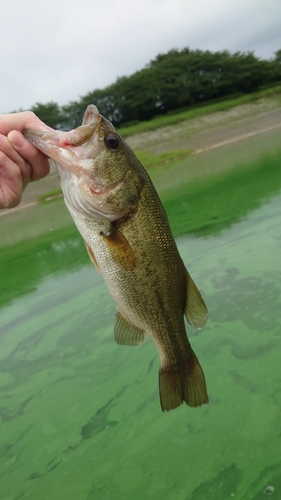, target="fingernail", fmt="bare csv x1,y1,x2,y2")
8,131,26,149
